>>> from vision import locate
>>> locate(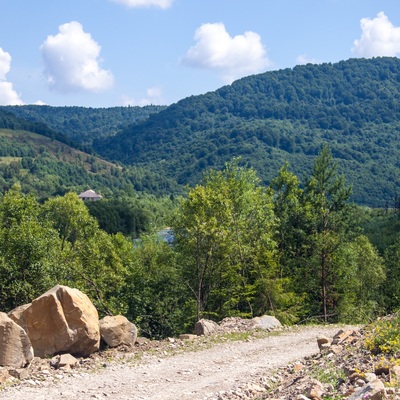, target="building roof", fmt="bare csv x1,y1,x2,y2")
78,189,103,199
